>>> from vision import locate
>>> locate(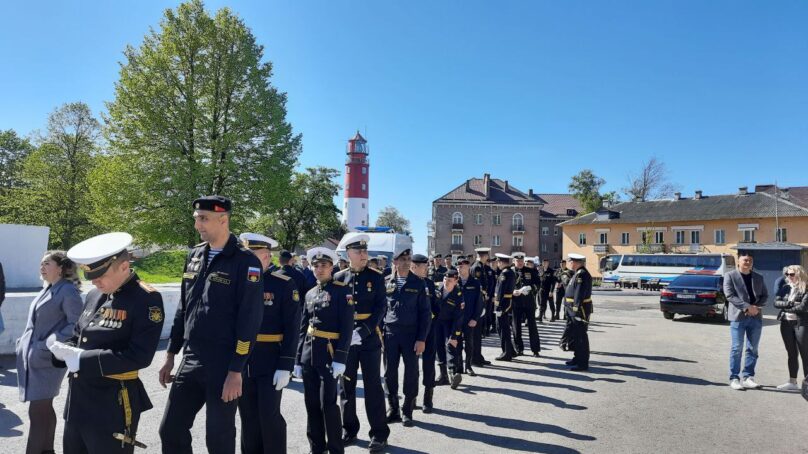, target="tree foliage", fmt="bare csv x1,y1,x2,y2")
96,0,300,246
376,206,411,234
1,103,101,248
568,169,619,214
249,167,341,251
622,157,679,201
0,129,33,195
